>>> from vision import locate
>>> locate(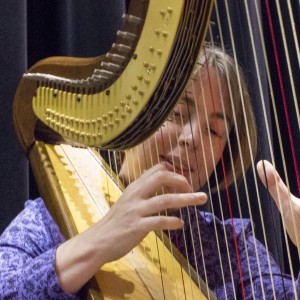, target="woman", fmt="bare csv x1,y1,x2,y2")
117,46,300,298
0,46,299,299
